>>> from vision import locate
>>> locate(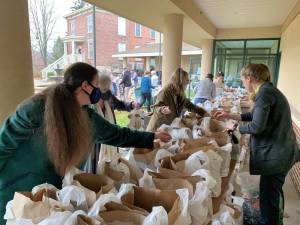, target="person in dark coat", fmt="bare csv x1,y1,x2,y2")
214,64,298,225
119,68,132,102
0,62,171,224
